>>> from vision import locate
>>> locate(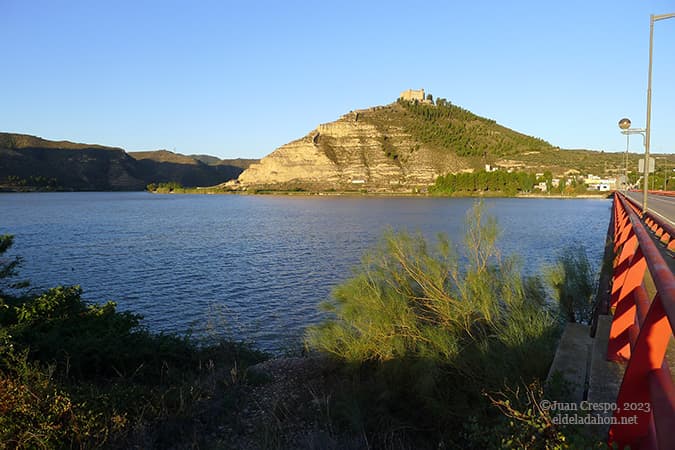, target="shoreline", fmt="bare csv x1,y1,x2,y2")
147,189,612,199
1,186,612,199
